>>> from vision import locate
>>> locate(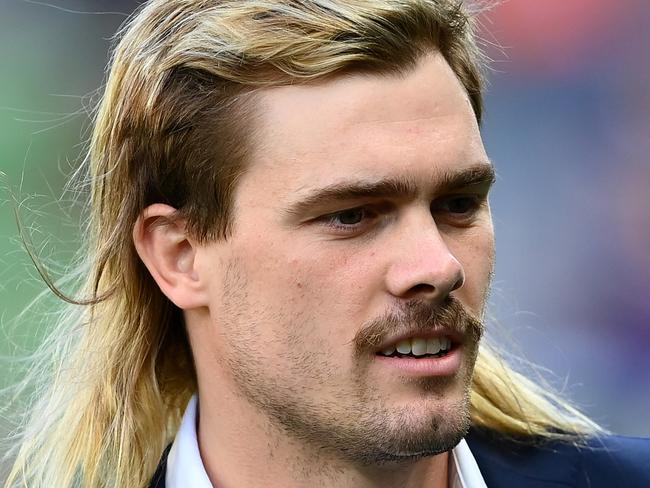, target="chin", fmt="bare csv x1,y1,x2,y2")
356,413,469,466
345,392,471,466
